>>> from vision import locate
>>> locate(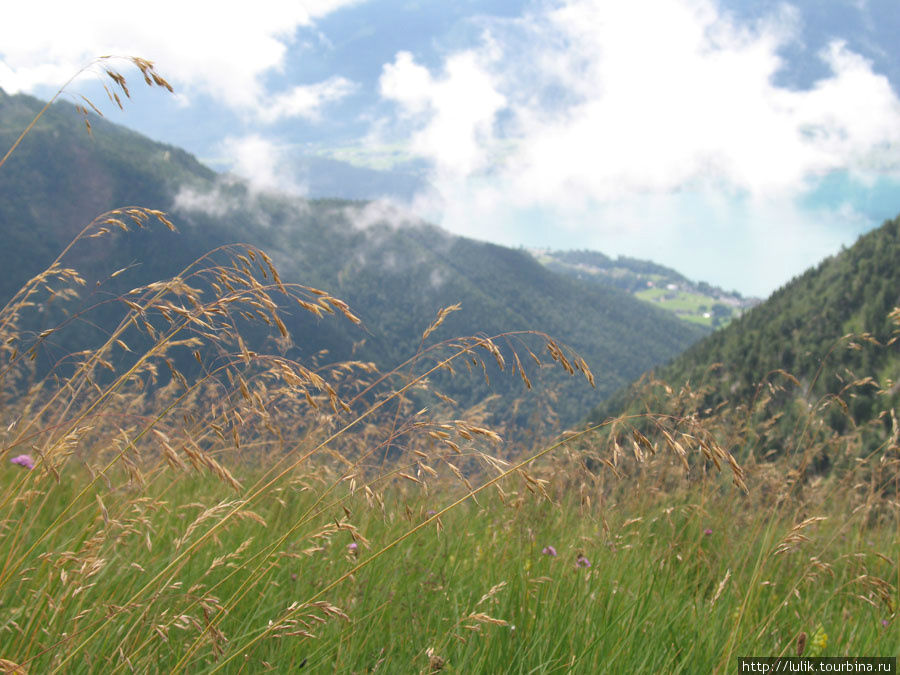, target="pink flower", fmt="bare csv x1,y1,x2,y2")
541,545,557,557
347,542,358,553
10,454,34,470
704,528,713,536
576,553,591,568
